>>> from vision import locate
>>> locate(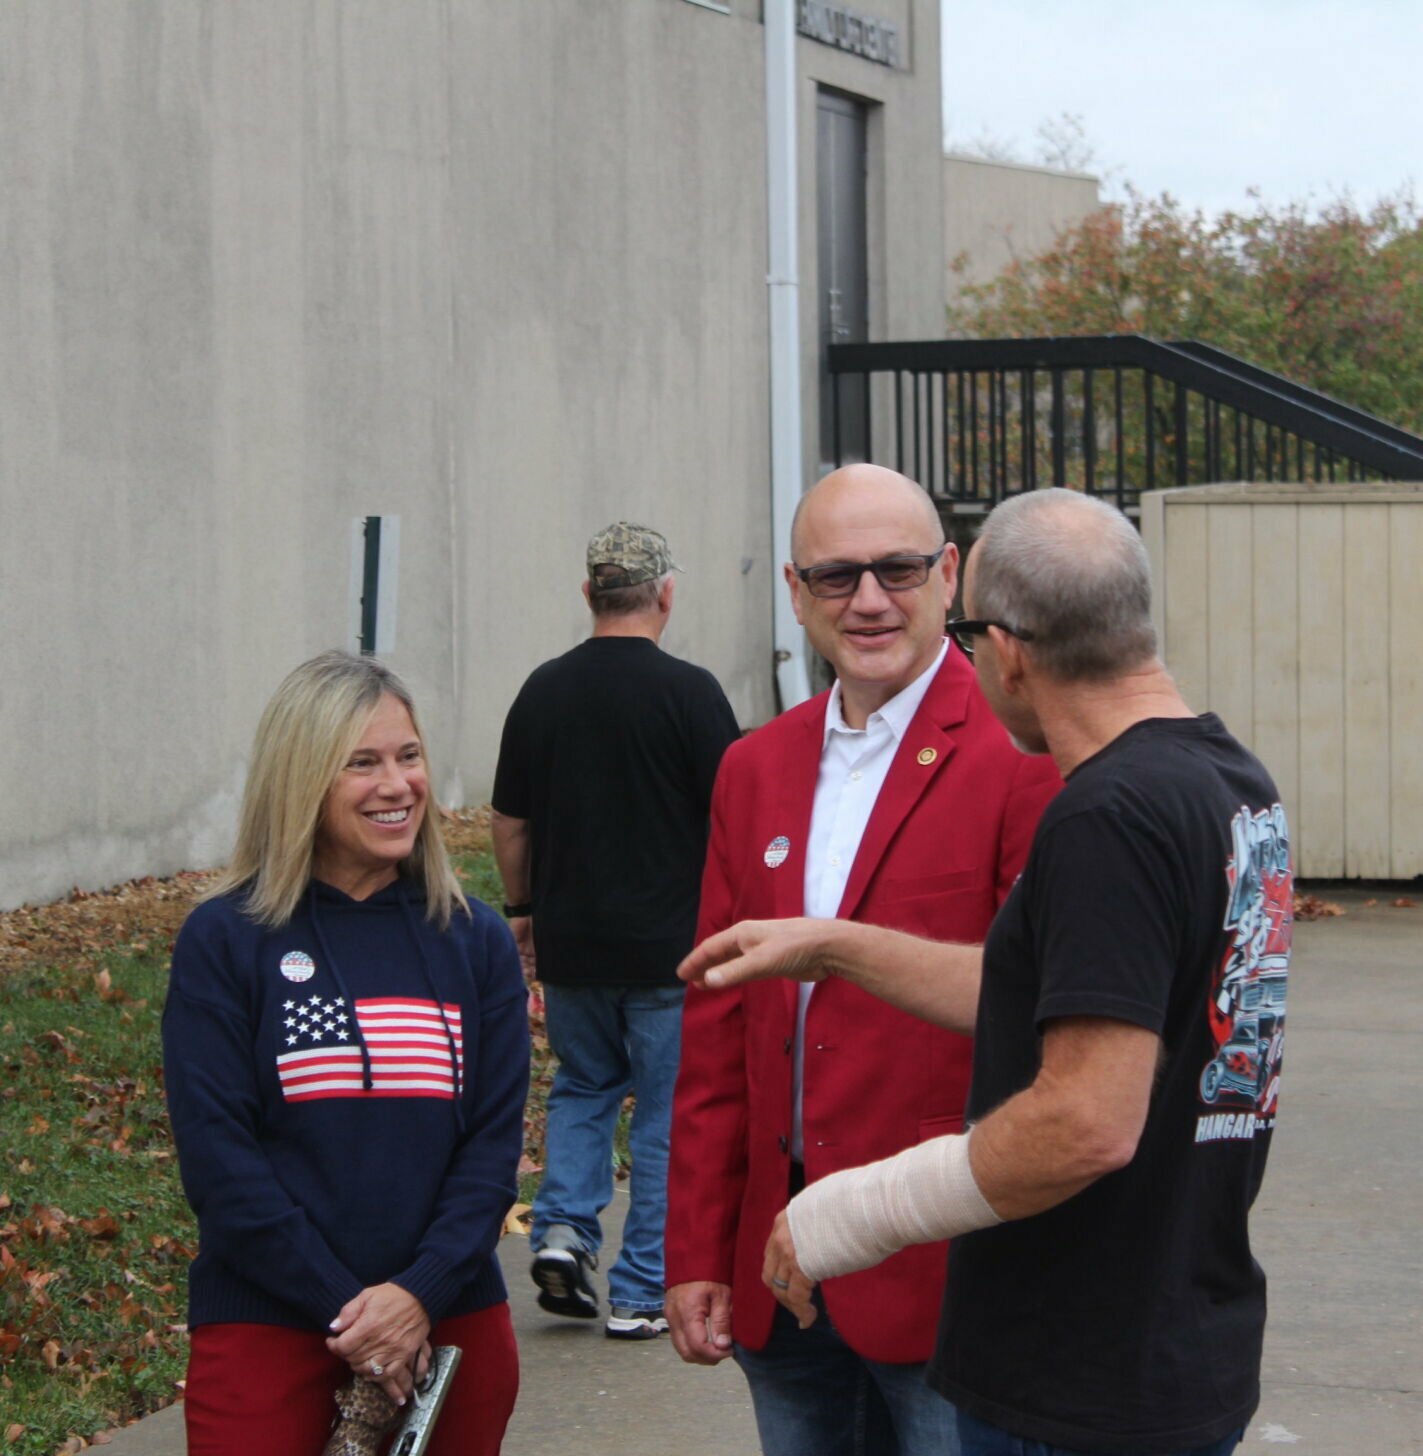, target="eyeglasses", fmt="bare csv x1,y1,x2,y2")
946,617,1036,657
793,549,945,599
